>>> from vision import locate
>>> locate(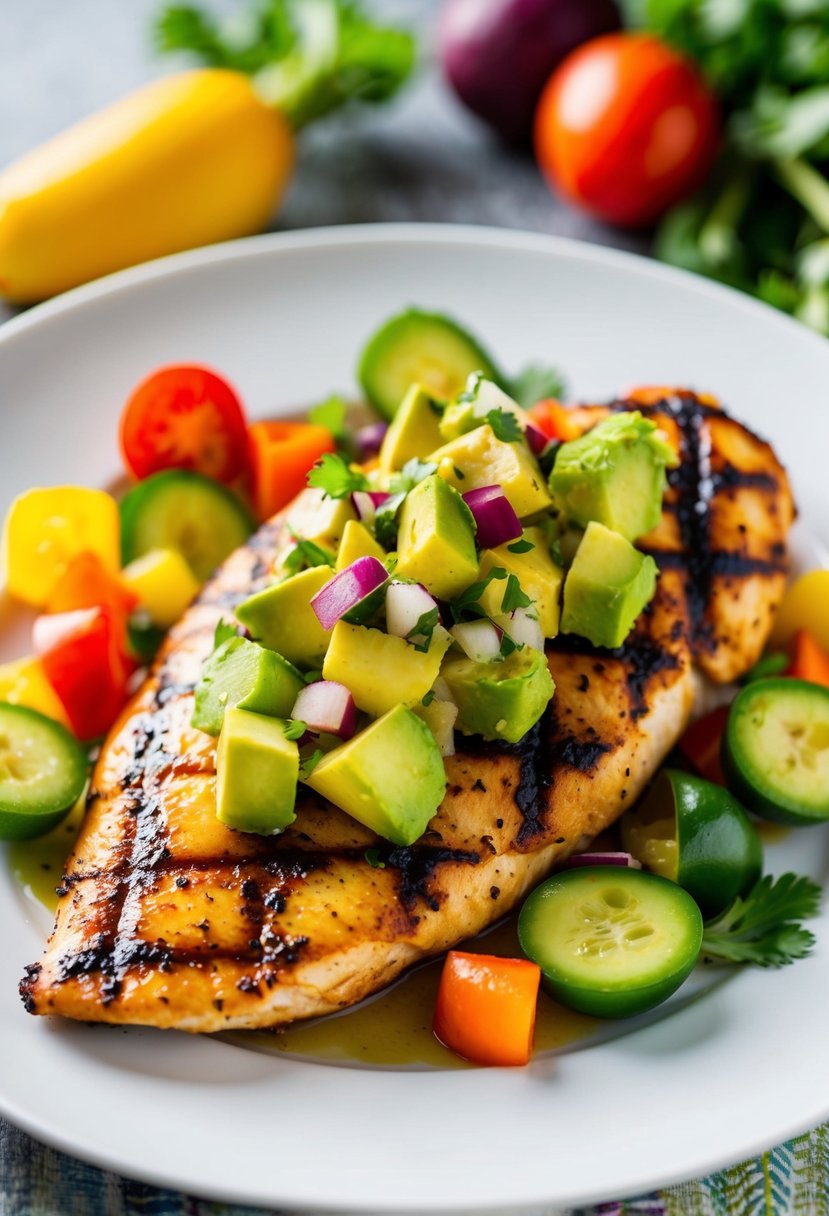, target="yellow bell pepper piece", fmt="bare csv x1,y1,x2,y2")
769,569,829,653
3,487,120,608
121,548,201,629
0,70,294,303
0,657,71,729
